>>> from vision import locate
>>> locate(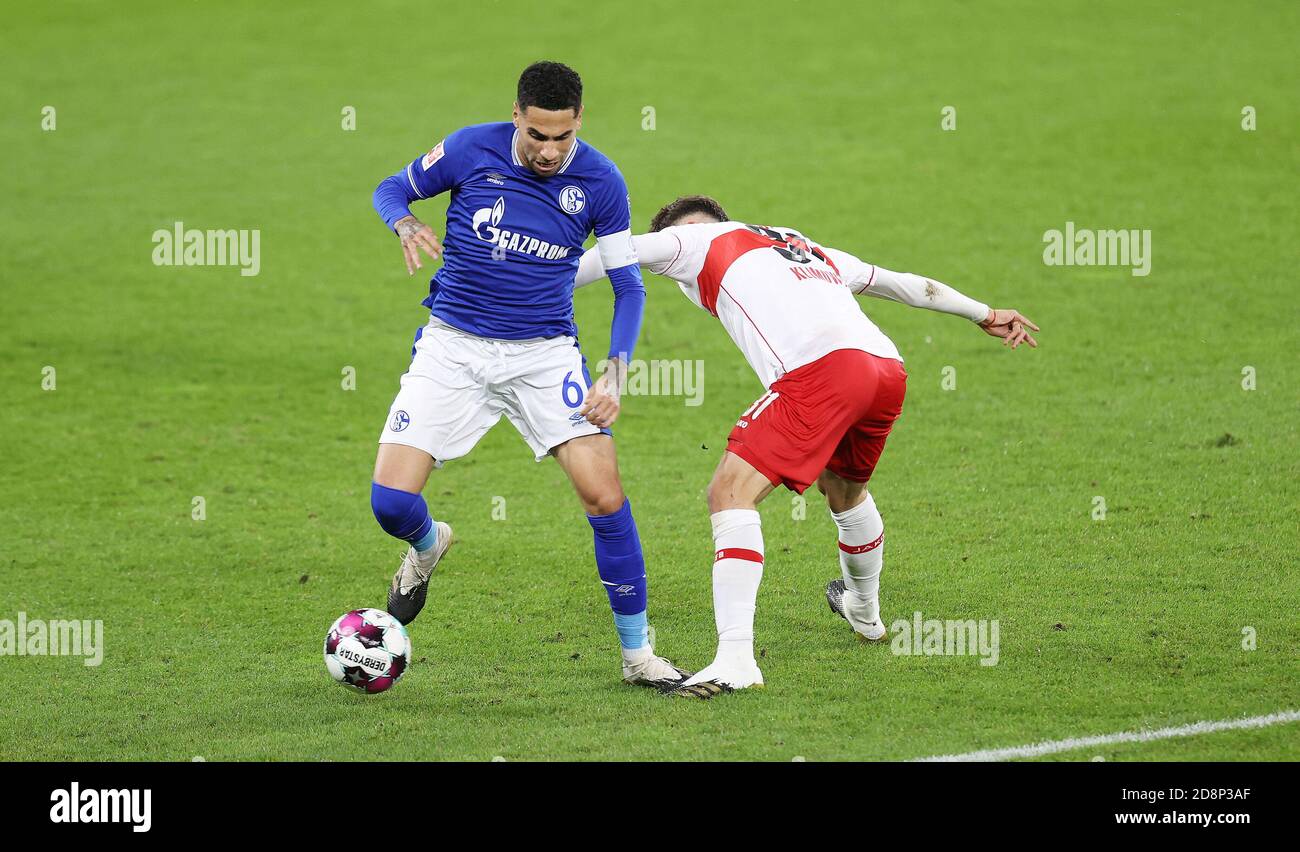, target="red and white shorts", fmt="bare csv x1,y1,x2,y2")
726,349,907,494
